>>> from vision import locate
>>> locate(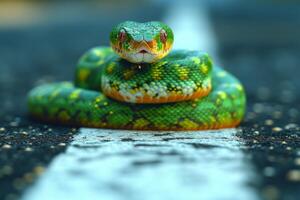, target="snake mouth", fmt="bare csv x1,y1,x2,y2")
111,39,168,63
136,46,156,55
135,51,156,56
129,46,158,63
139,50,148,54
